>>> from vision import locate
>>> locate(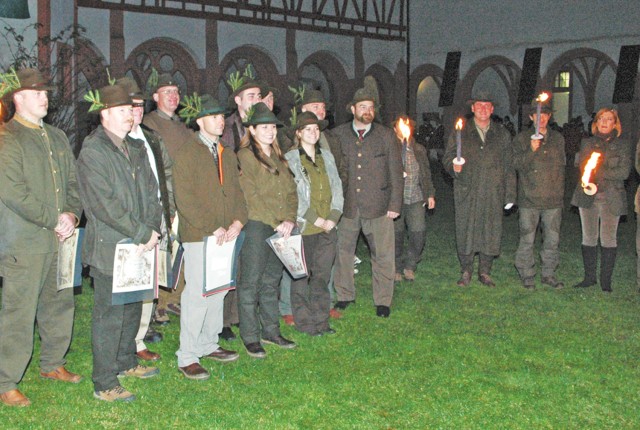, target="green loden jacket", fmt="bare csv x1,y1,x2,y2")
0,115,82,254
